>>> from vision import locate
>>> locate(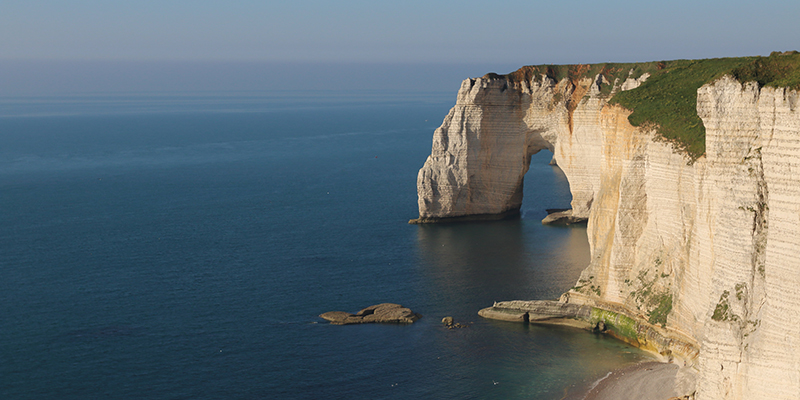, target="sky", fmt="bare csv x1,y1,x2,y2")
1,0,798,94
